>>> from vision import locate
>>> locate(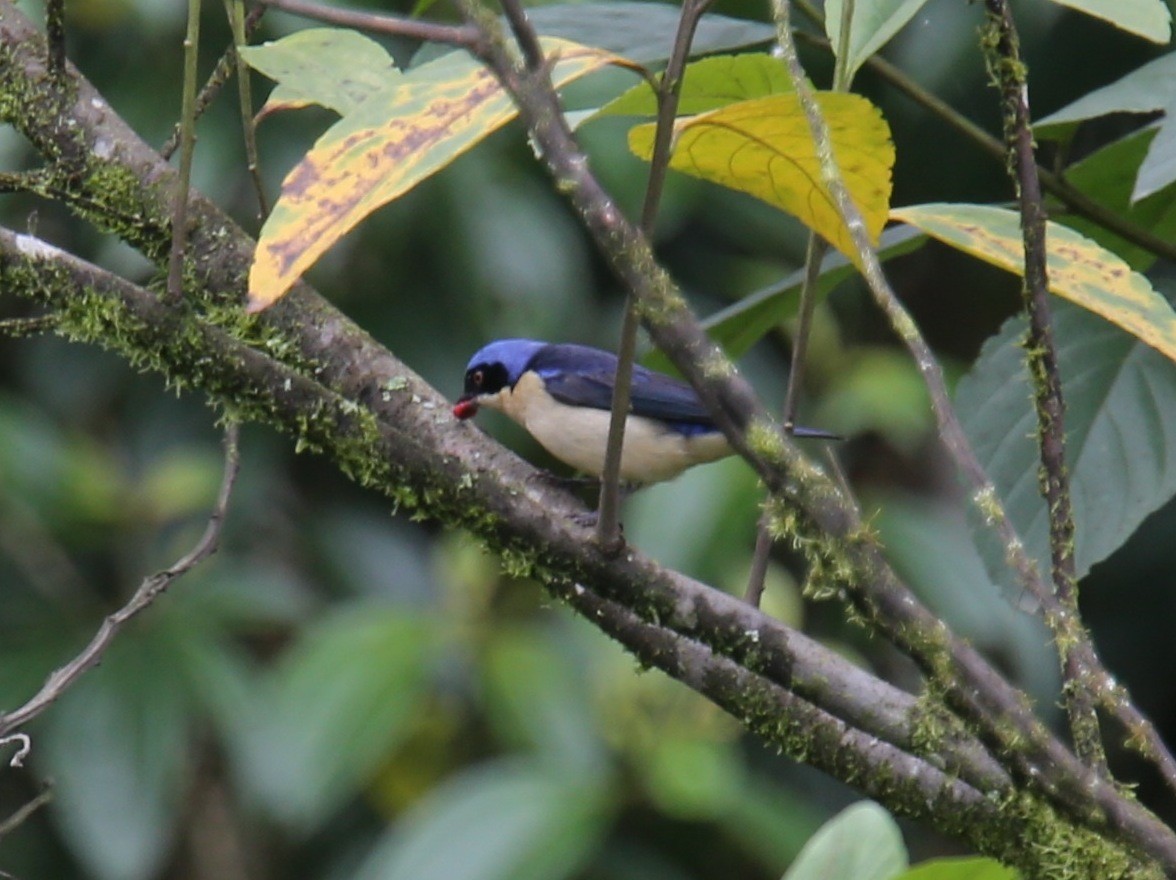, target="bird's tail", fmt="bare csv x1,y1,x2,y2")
790,425,843,441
